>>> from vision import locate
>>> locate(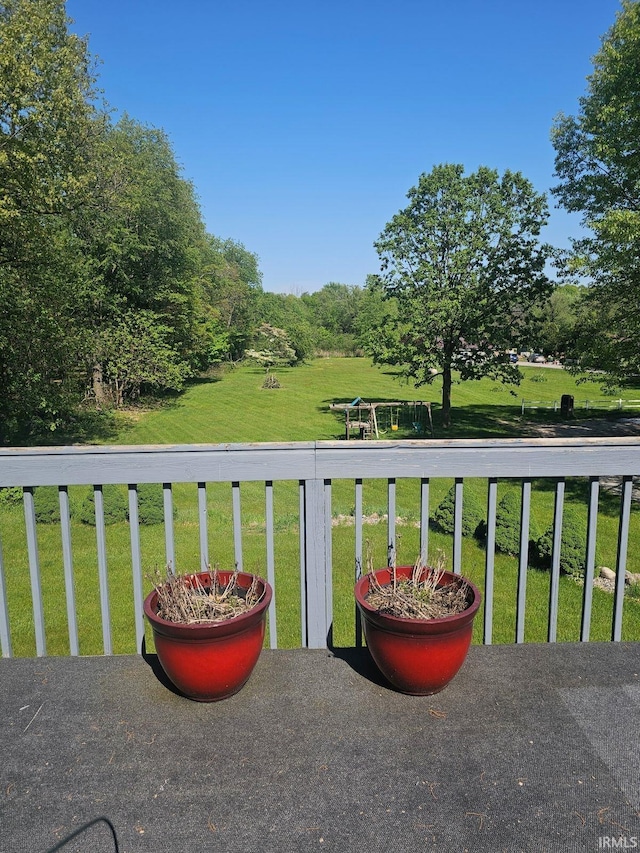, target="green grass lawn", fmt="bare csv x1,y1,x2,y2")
112,359,419,444
109,358,640,444
3,357,640,656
